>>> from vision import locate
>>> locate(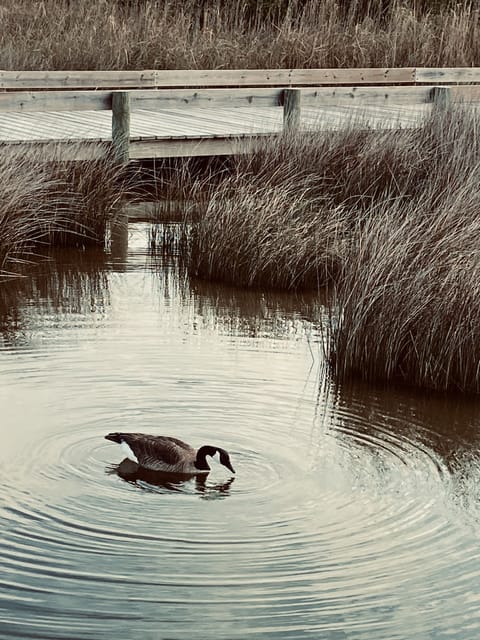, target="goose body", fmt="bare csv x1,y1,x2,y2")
105,432,235,475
